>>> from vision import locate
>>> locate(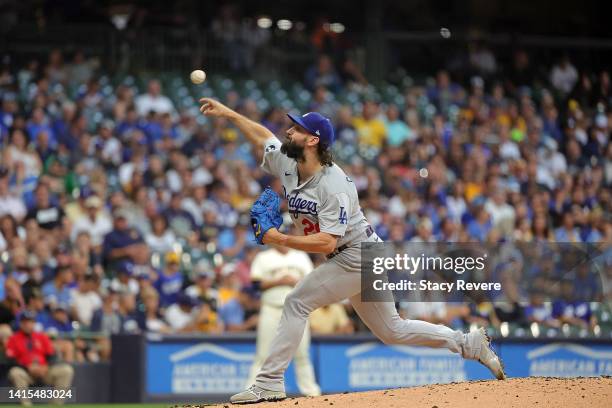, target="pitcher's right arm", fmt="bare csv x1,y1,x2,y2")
199,98,272,150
